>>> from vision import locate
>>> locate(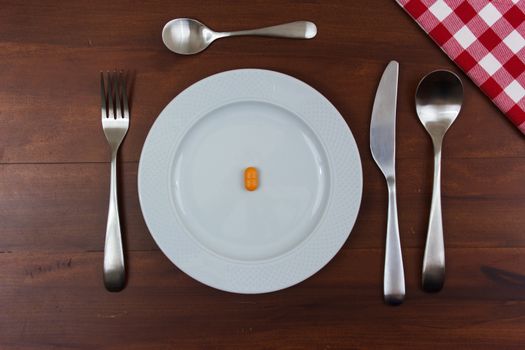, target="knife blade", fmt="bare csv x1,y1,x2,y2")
370,60,405,305
371,61,398,174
